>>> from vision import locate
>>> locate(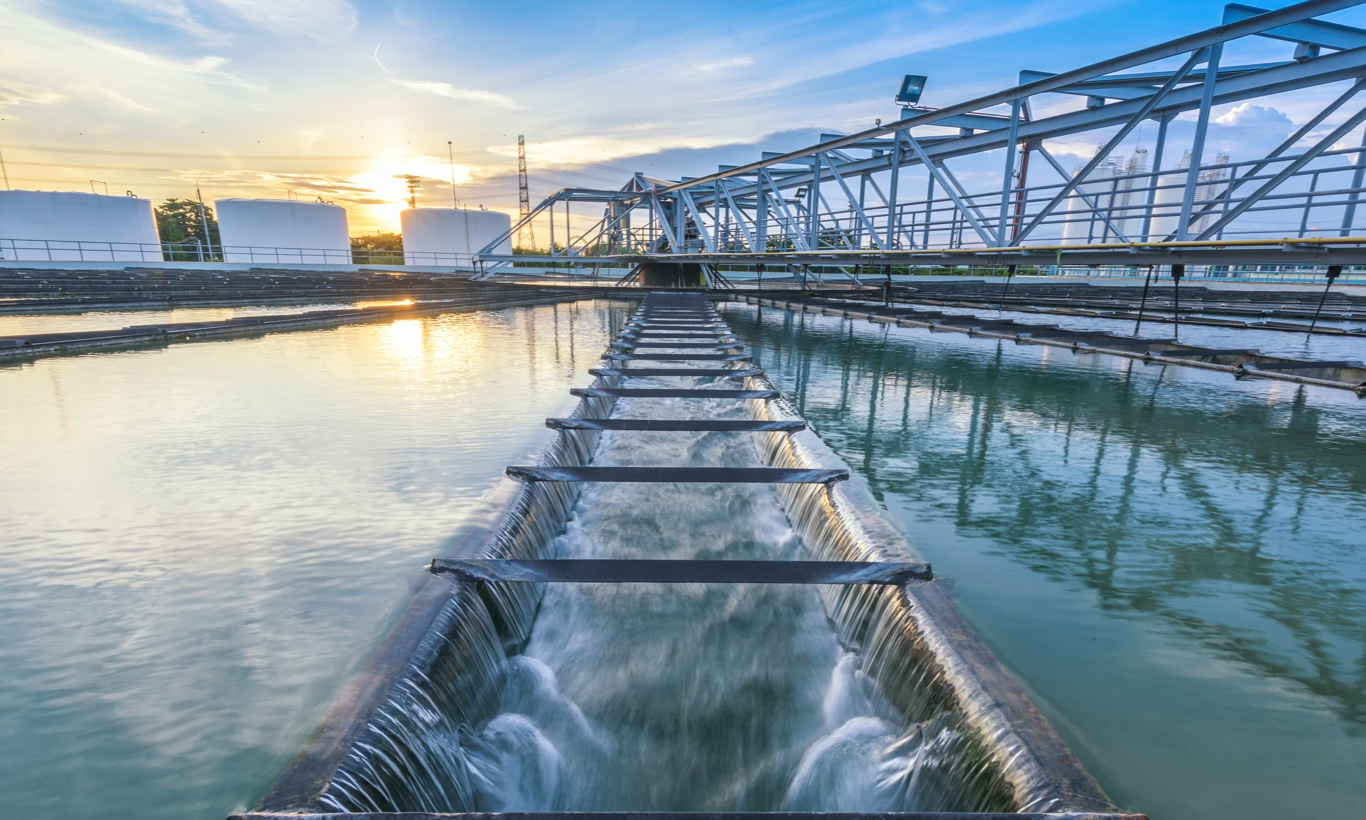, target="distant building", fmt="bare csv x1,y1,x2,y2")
1062,147,1232,244
1150,151,1232,241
